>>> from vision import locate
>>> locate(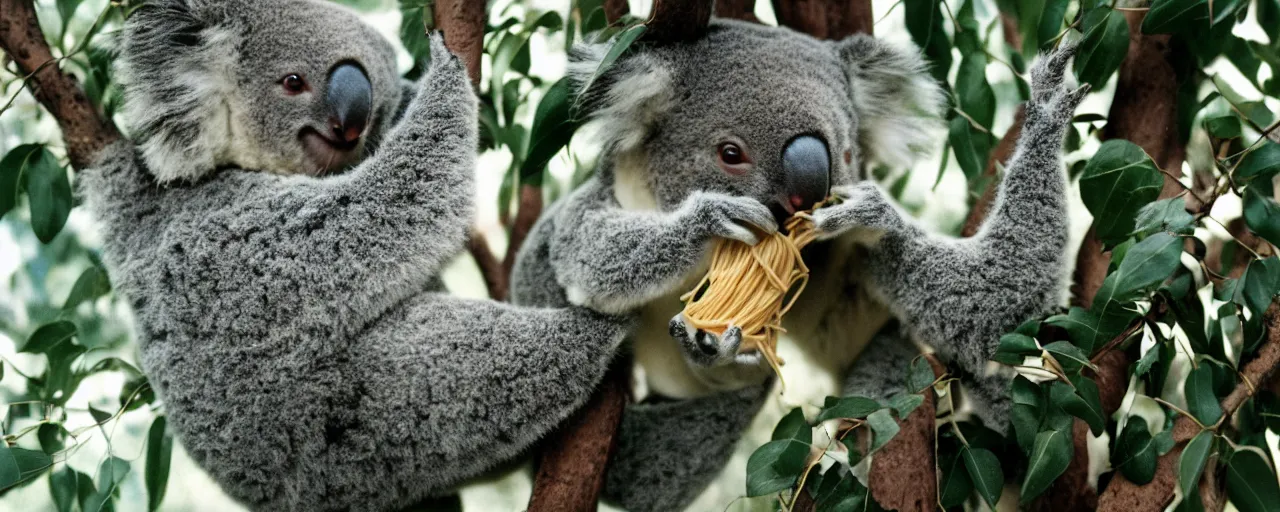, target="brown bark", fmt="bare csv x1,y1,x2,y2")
432,0,484,89
771,0,874,39
467,232,508,300
502,185,543,284
528,363,632,512
603,0,630,23
1099,301,1280,511
0,0,120,170
643,0,714,42
866,355,945,511
715,0,760,21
